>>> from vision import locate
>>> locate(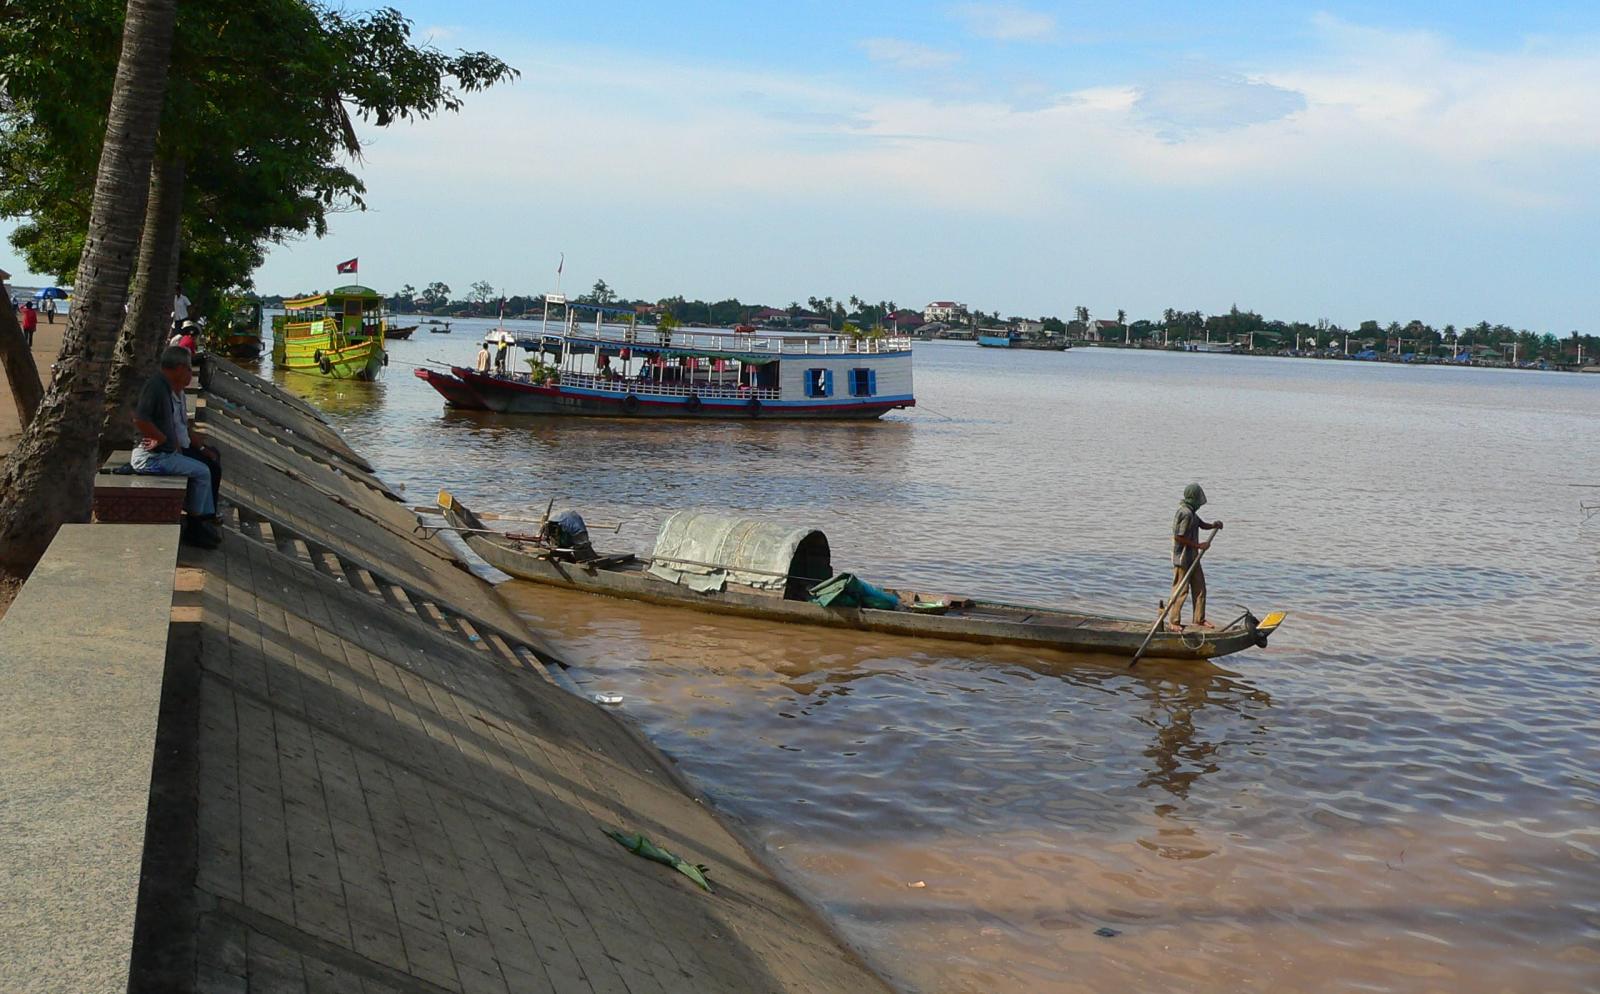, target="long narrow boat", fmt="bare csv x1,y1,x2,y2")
978,332,1070,351
437,492,1284,661
271,284,387,379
